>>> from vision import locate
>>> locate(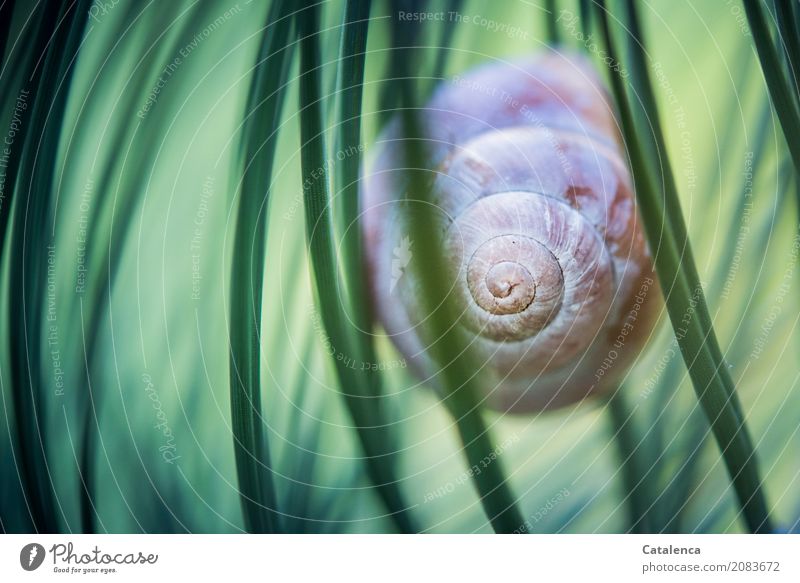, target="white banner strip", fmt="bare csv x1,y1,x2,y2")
1,534,797,582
